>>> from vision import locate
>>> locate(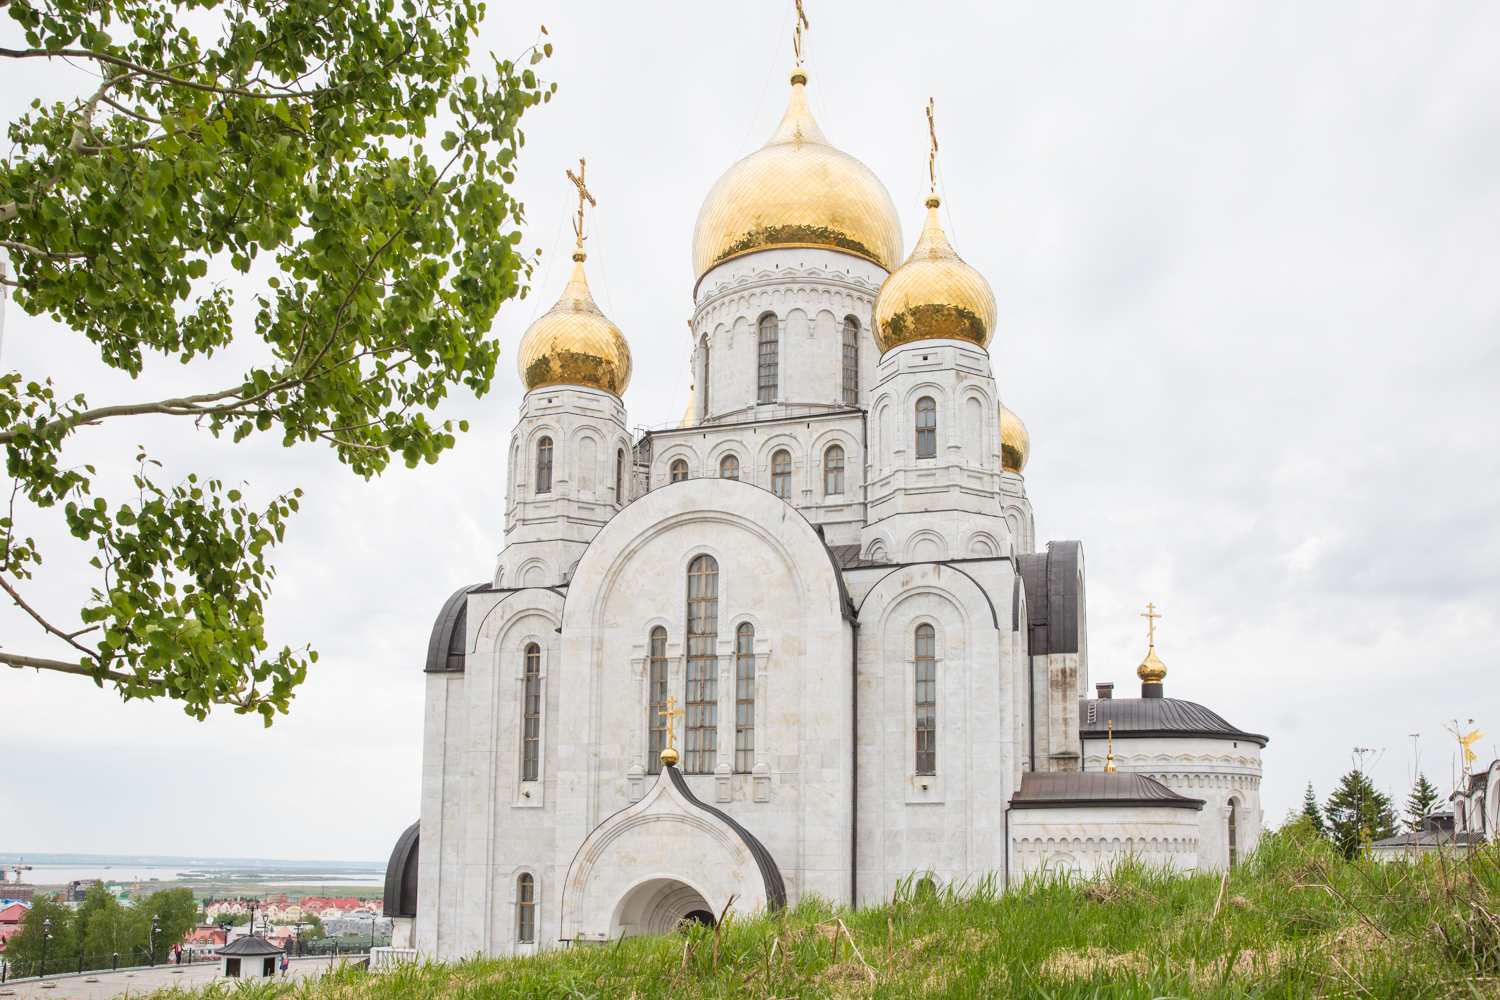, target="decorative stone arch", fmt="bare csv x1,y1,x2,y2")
864,535,892,563
675,543,729,621
903,529,948,563
964,530,1002,559
706,436,753,479
656,442,702,483
755,433,806,492
516,557,553,589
